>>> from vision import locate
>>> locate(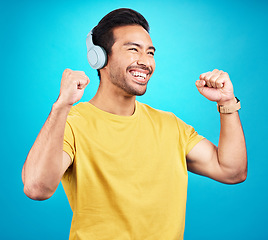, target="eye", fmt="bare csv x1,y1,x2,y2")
148,51,155,56
129,48,138,52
